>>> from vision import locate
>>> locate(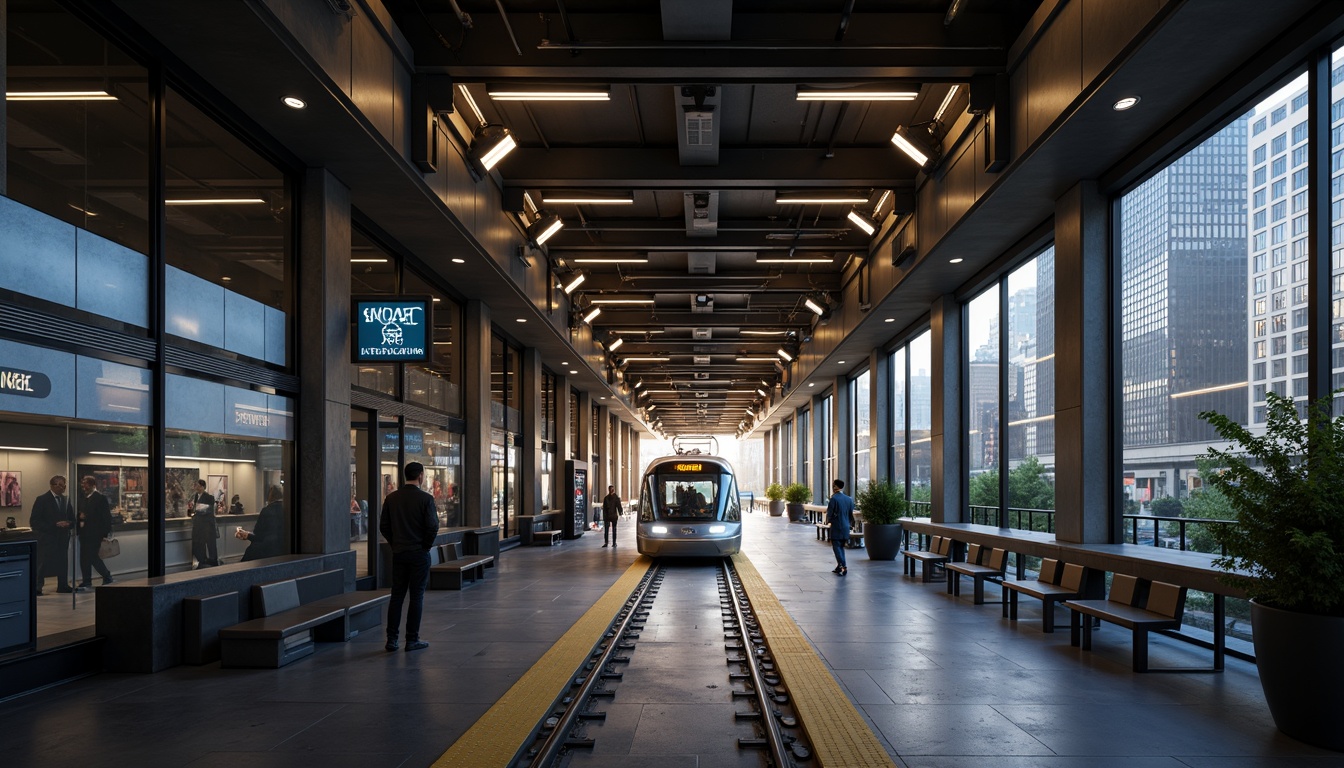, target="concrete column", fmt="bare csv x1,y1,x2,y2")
1054,181,1111,544
870,348,891,484
763,430,773,485
520,347,543,517
553,376,572,510
930,294,963,523
297,169,352,554
595,404,610,493
463,301,492,527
